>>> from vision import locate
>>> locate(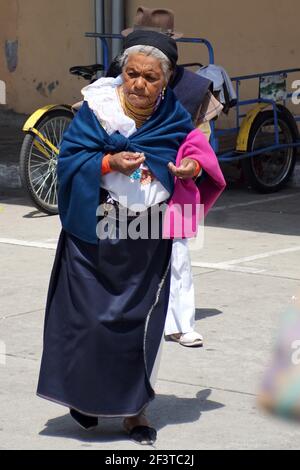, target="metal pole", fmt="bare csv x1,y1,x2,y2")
95,0,104,69
111,0,125,59
104,0,113,63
